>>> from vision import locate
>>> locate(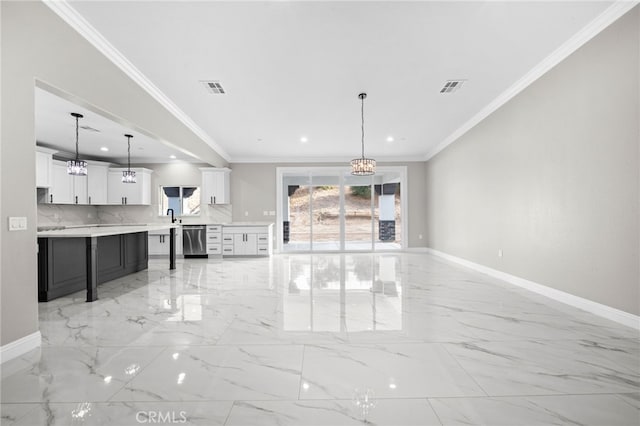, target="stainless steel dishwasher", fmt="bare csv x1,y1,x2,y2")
182,225,207,257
